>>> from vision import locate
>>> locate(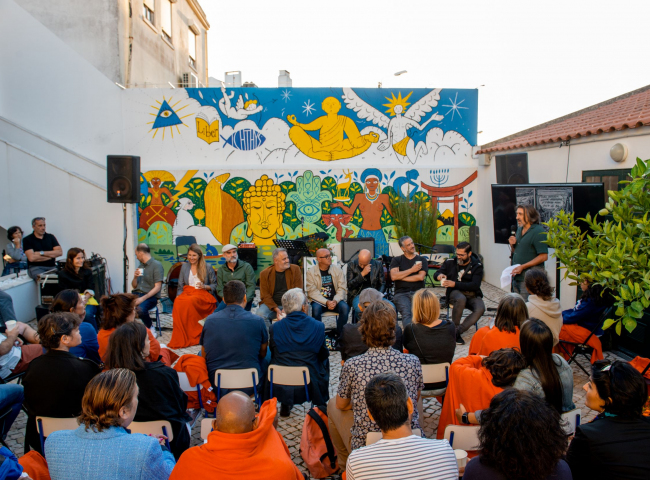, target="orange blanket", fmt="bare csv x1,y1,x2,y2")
168,286,217,348
629,356,650,417
18,451,51,480
98,326,177,366
468,326,520,356
170,399,303,480
555,324,603,364
437,355,503,439
173,354,217,413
